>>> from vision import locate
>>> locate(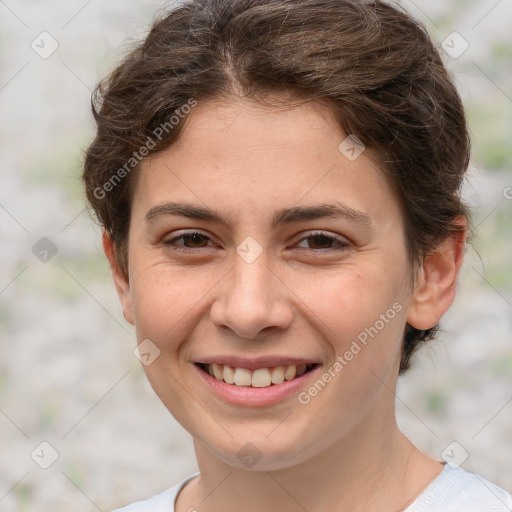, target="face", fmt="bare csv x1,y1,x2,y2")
110,96,432,470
